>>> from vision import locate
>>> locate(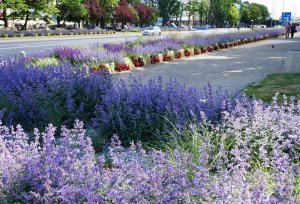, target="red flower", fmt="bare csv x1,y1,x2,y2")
132,58,144,67
163,54,171,61
175,52,182,59
116,64,130,72
150,55,160,64
184,50,191,57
